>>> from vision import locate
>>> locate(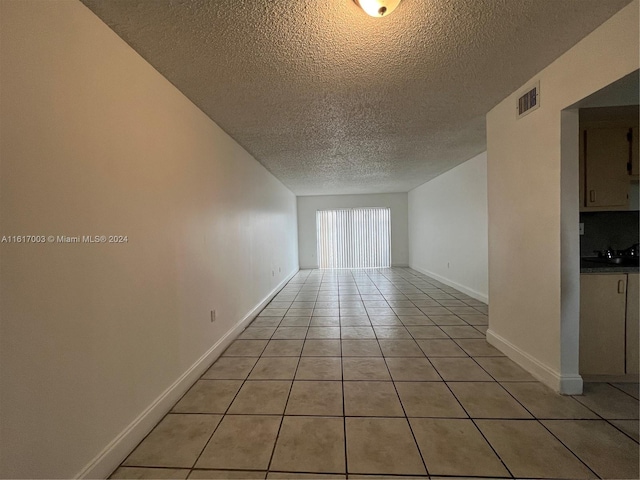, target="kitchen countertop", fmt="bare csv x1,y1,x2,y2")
581,258,640,274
